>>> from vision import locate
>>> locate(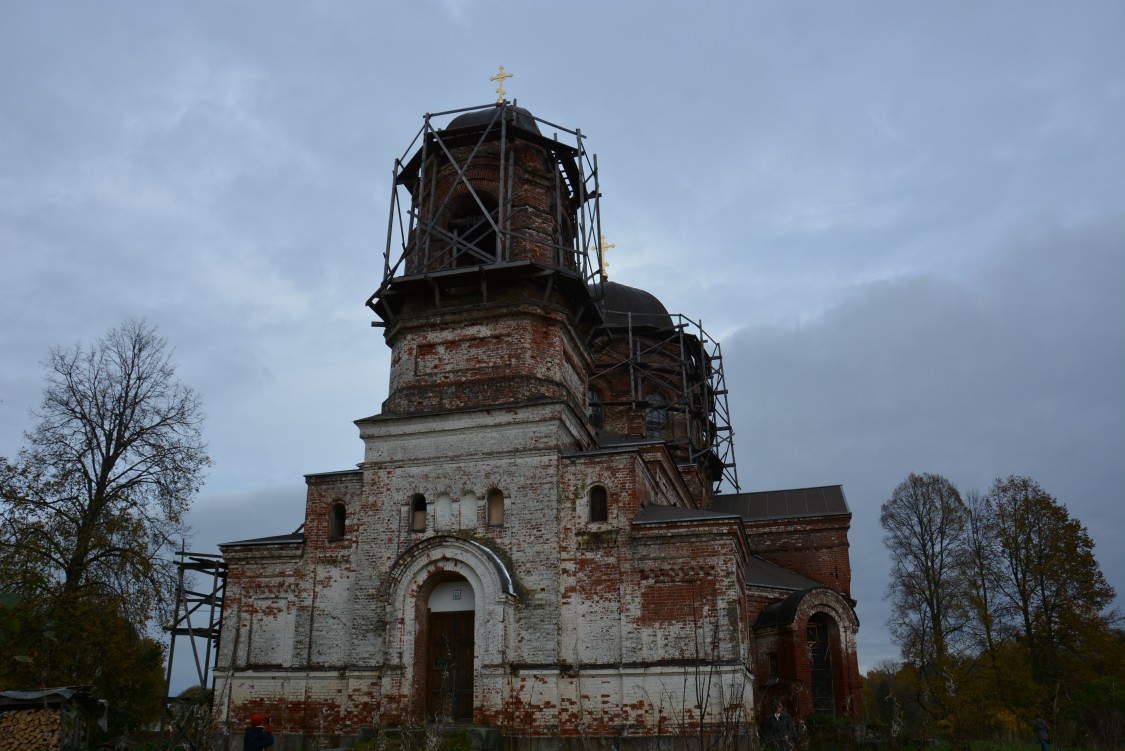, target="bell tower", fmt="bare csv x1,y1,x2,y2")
367,102,605,417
